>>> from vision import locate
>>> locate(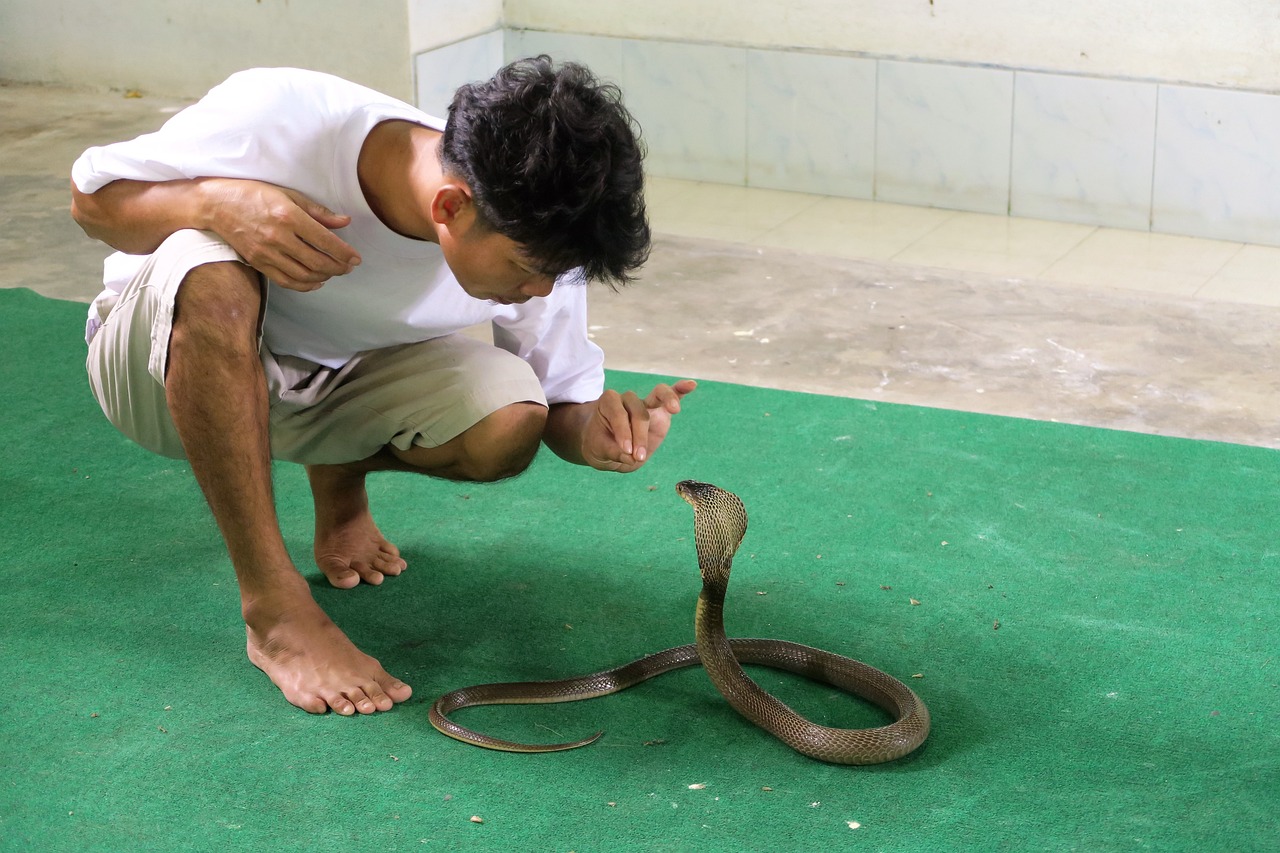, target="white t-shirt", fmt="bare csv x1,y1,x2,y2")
71,67,605,405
